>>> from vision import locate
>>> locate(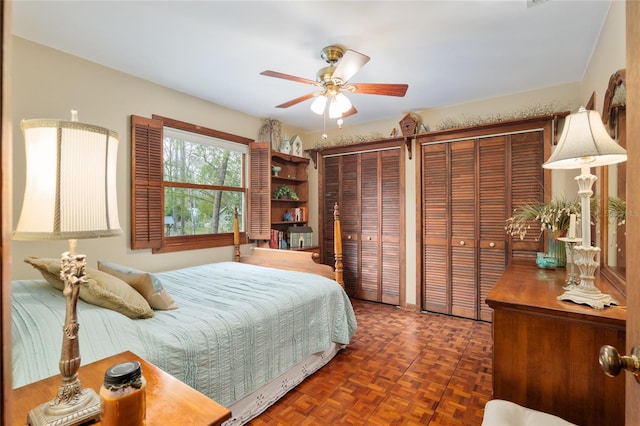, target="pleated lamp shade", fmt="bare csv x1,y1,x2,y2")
13,117,122,241
543,107,627,170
